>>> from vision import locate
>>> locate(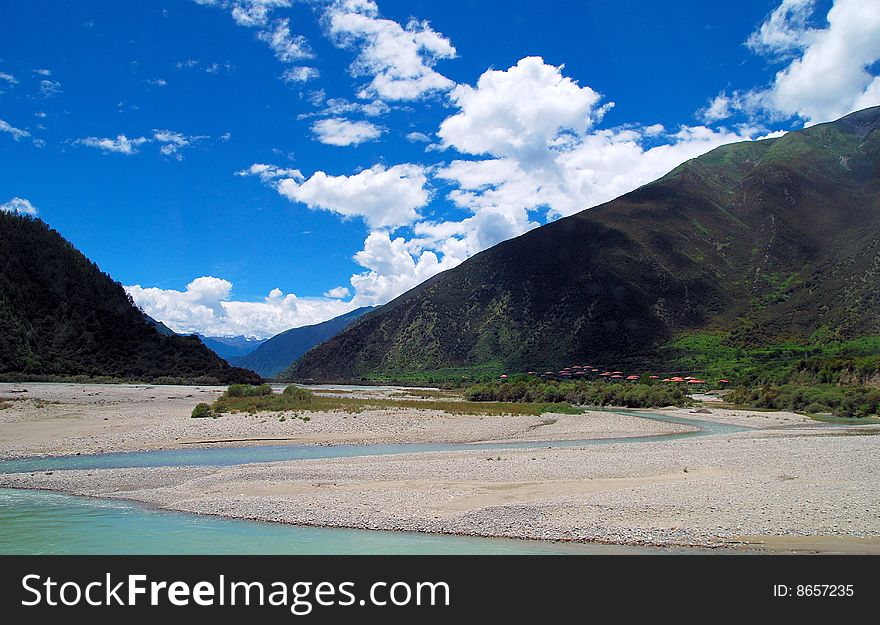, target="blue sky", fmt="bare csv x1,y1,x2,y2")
2,0,878,337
